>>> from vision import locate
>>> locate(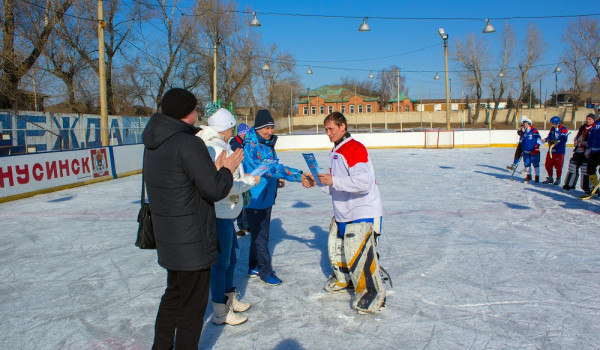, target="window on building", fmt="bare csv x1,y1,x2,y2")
311,106,316,115
328,105,333,114
358,105,363,113
303,107,308,115
366,105,372,113
341,105,346,113
349,105,355,114
320,106,325,115
405,106,409,112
